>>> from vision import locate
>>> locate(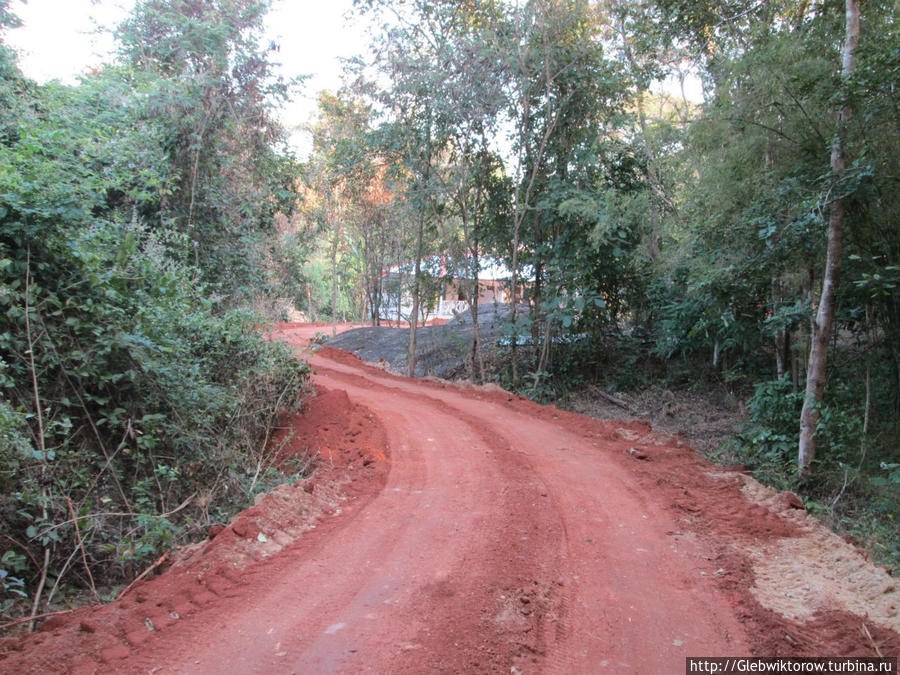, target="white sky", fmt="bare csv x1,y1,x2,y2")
5,0,367,157
5,1,702,159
